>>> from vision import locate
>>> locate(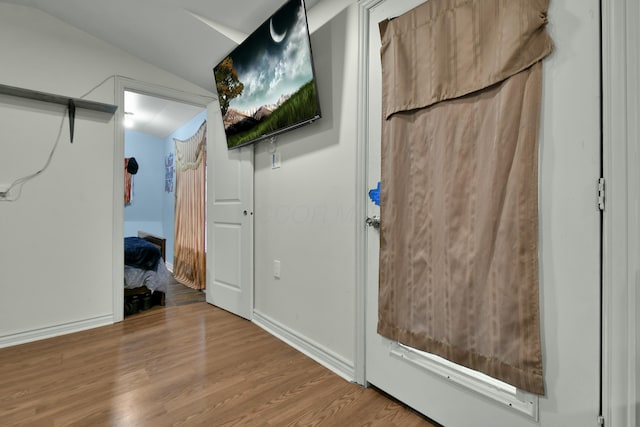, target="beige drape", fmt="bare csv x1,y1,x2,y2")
377,0,553,395
173,121,207,290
